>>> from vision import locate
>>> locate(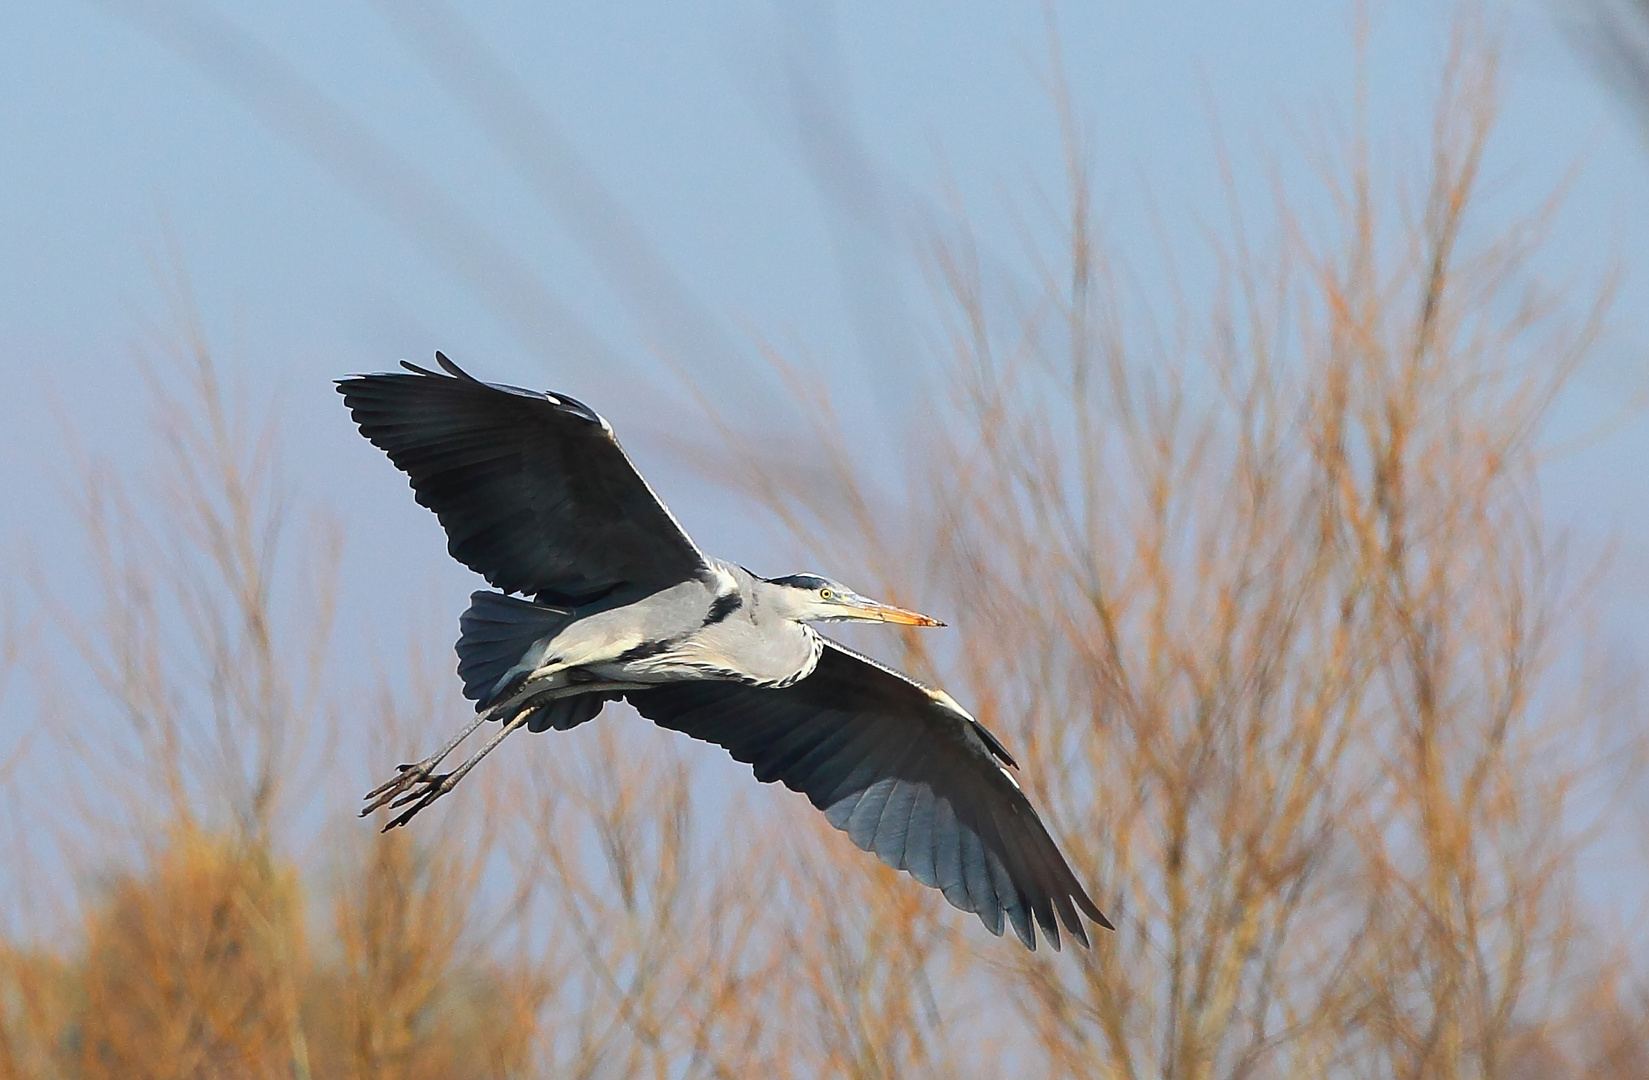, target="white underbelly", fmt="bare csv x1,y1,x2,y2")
515,579,822,689
585,631,821,687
